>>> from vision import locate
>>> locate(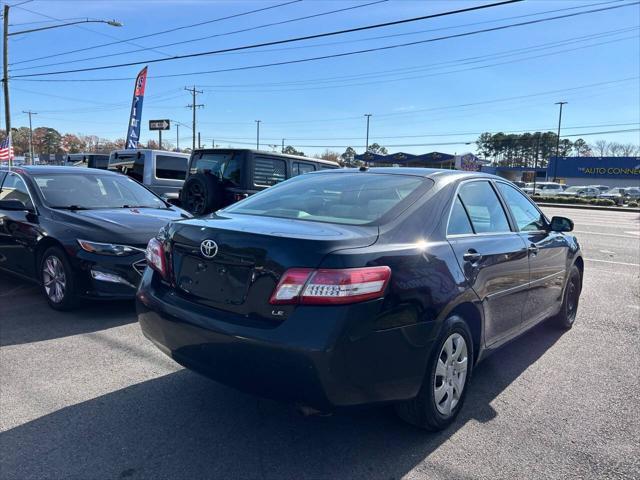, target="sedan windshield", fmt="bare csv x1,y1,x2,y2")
563,186,584,193
33,172,167,209
224,172,428,225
